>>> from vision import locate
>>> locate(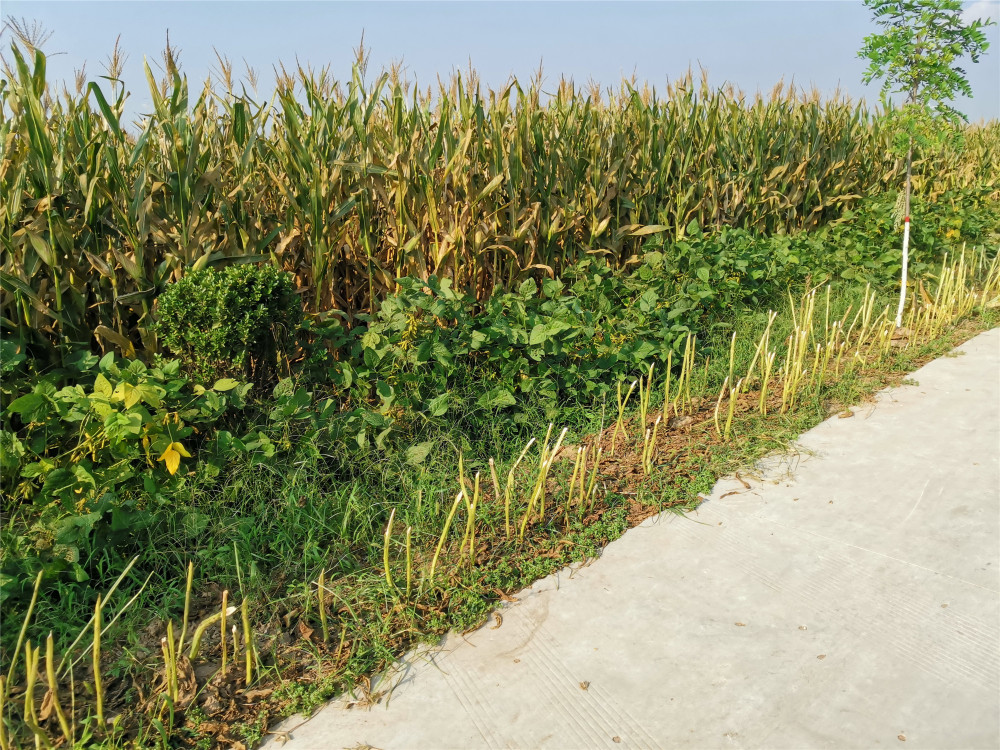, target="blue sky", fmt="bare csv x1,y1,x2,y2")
3,1,998,121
